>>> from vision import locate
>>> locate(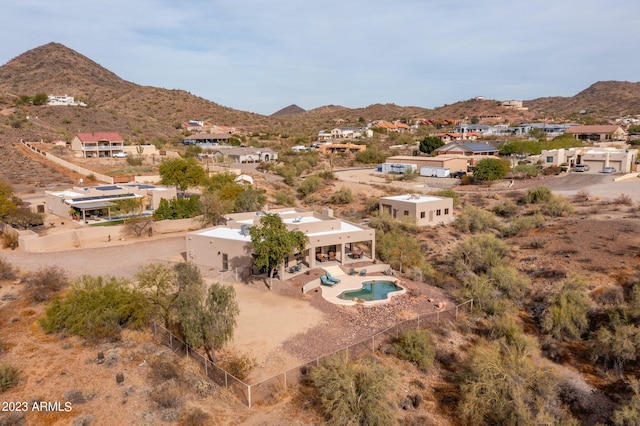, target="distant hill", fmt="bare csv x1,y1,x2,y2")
525,81,640,119
0,42,638,144
271,104,306,116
